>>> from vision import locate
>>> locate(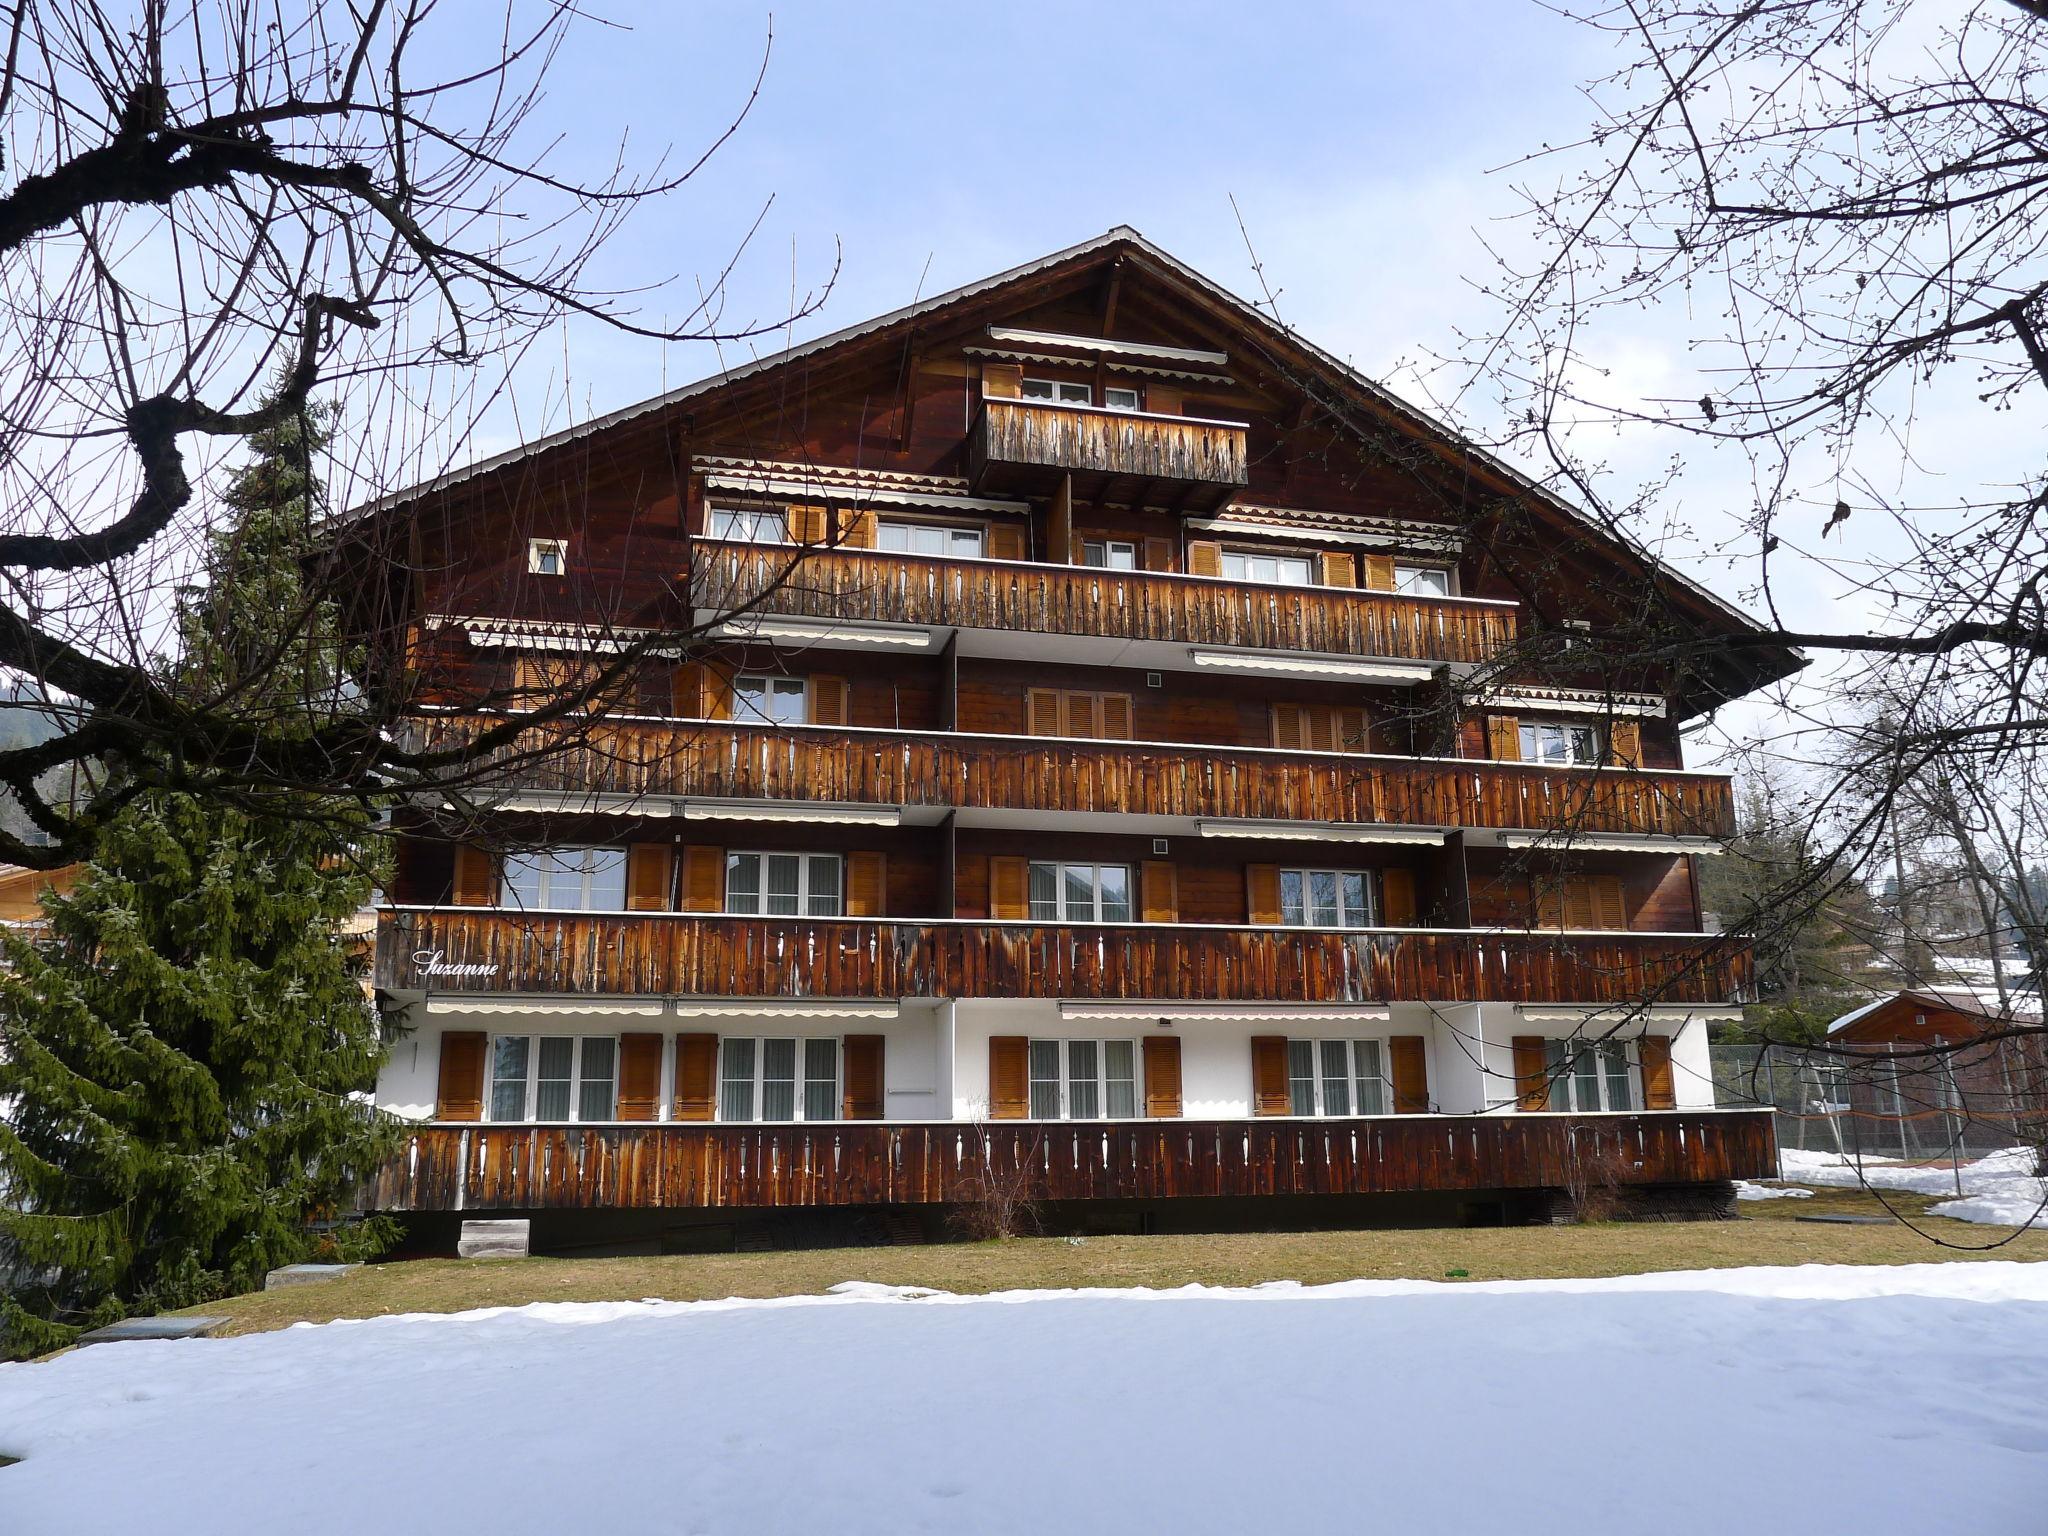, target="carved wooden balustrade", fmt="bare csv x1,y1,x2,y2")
362,1109,1778,1212
968,398,1249,506
380,910,1749,1005
402,714,1736,840
689,540,1518,665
